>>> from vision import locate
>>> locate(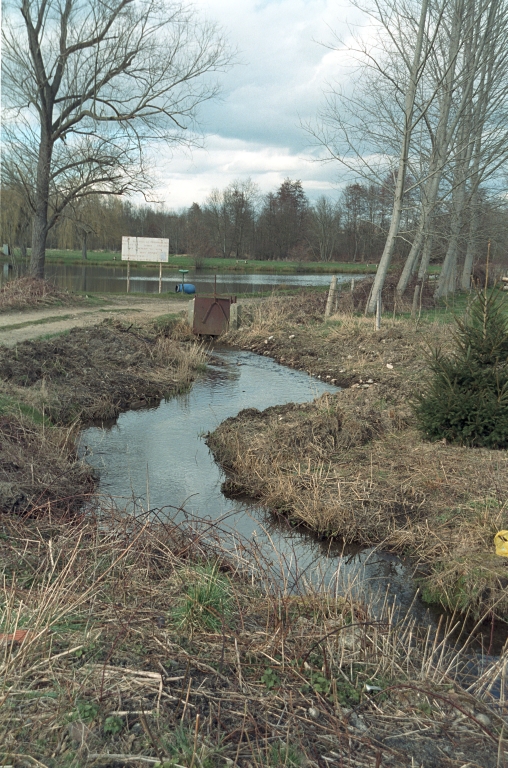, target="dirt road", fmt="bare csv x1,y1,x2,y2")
0,295,187,346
